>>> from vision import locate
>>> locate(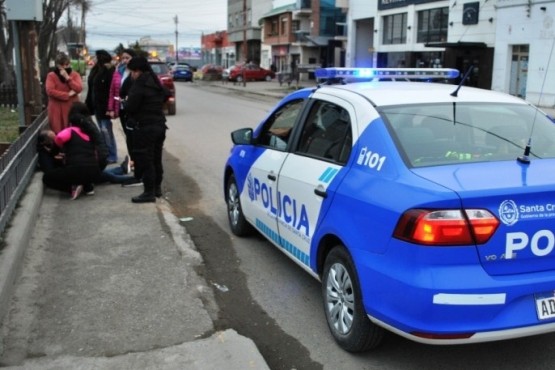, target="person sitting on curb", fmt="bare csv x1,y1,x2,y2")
37,129,64,172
